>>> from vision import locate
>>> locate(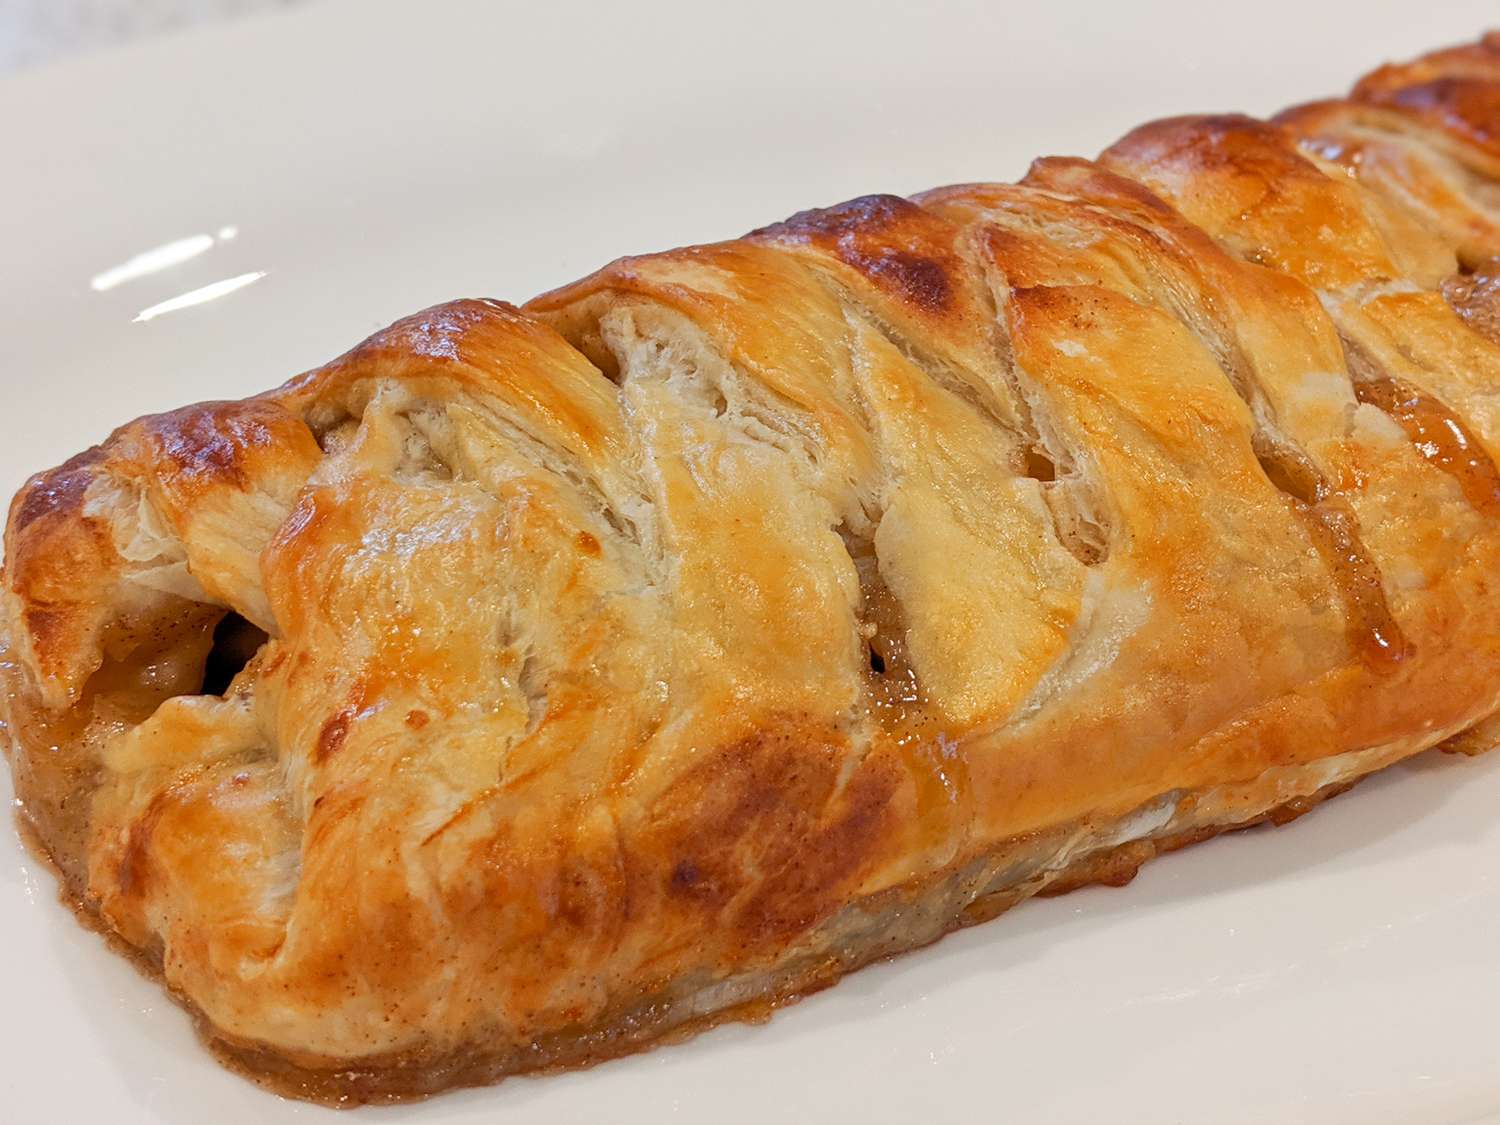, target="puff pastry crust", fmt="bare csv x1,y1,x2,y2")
7,34,1500,1104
